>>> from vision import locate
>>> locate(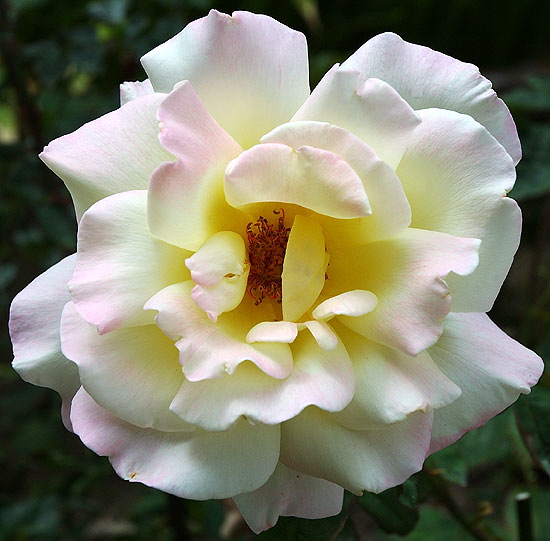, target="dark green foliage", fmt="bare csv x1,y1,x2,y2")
516,388,550,477
358,486,419,535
